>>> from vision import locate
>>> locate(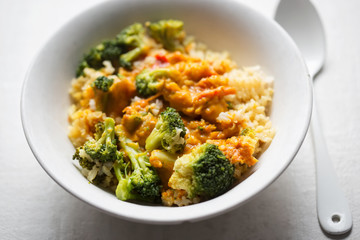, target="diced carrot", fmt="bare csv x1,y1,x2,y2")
155,54,168,63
